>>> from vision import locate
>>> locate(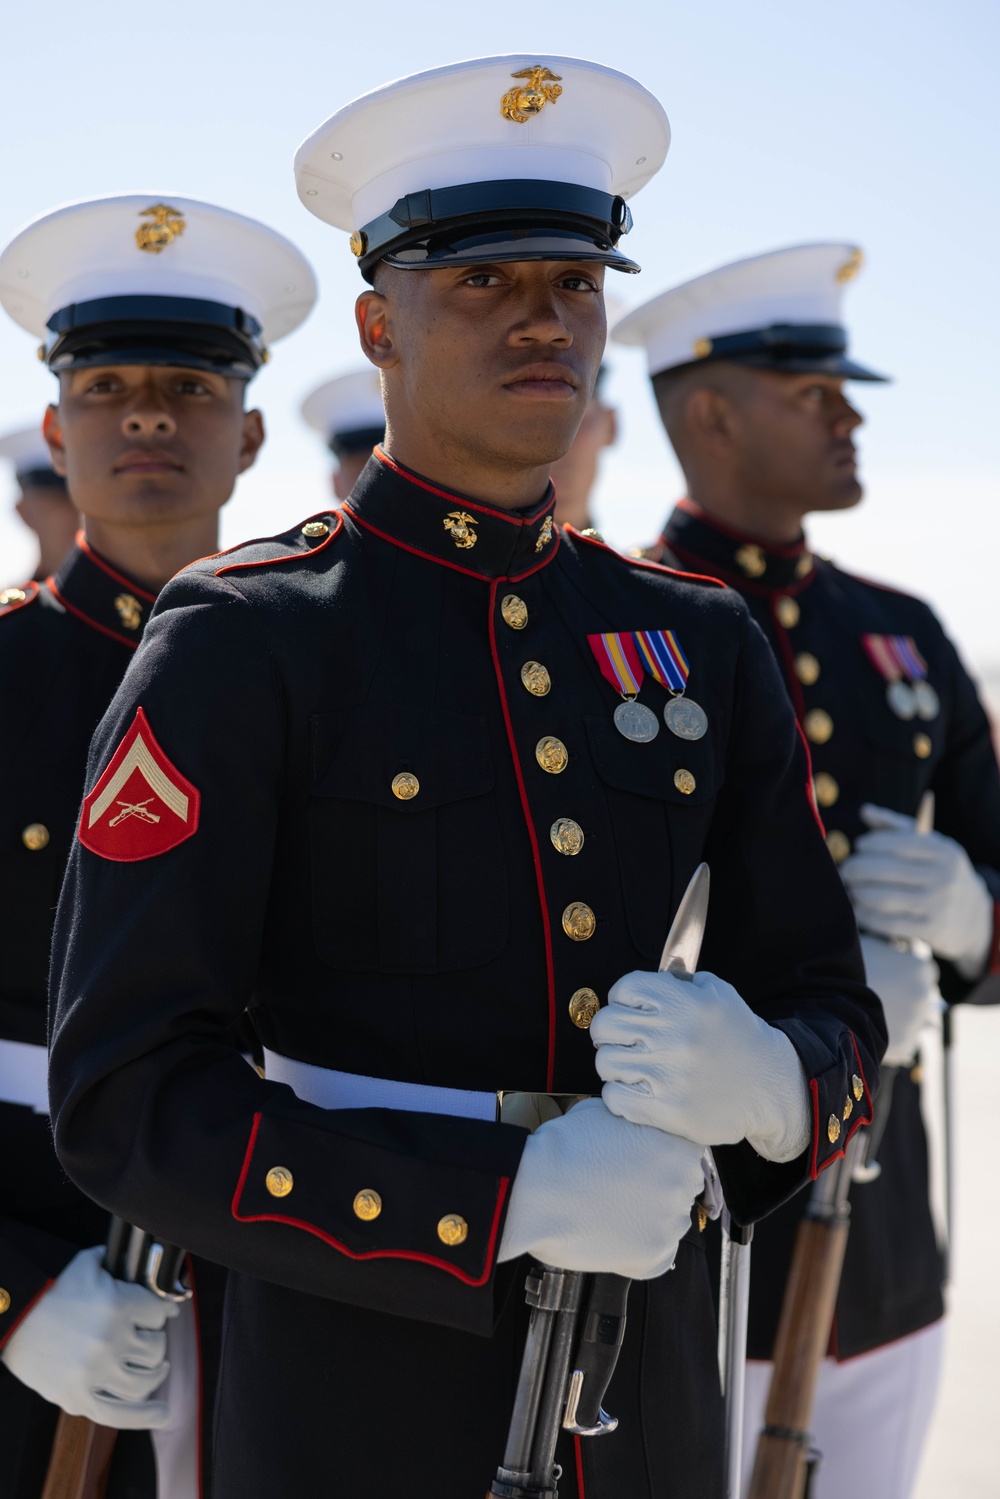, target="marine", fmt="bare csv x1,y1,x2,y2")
0,192,315,1497
48,60,884,1499
614,241,1000,1498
